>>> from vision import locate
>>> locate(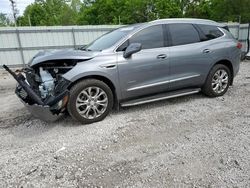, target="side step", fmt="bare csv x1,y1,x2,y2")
121,88,201,107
